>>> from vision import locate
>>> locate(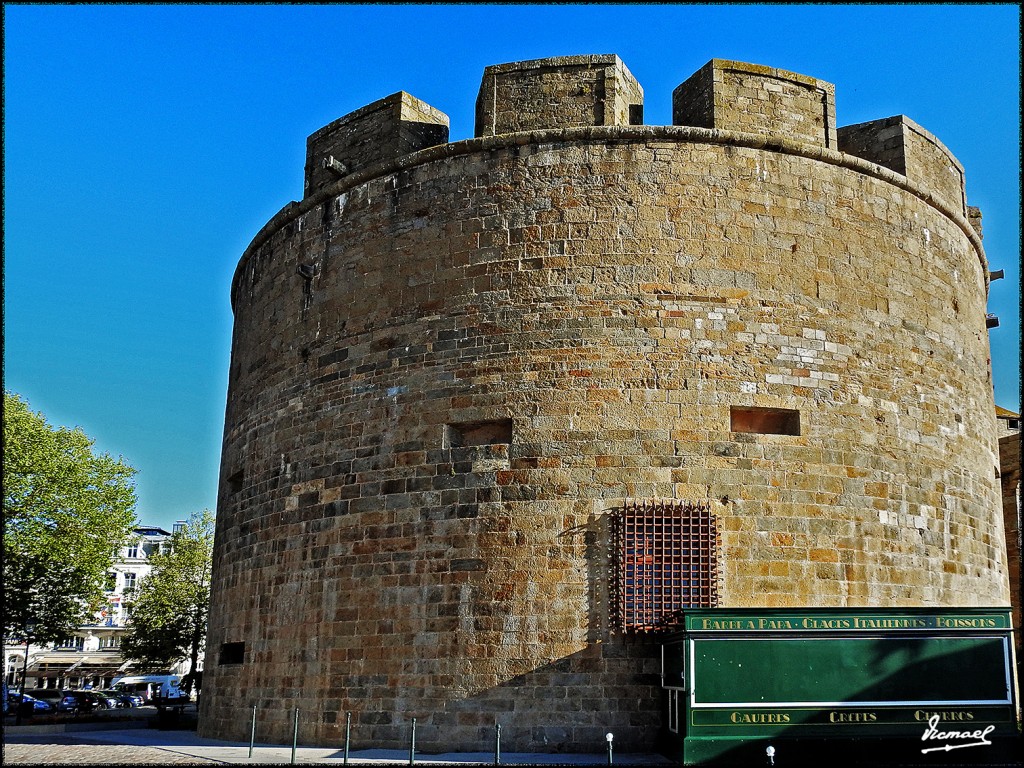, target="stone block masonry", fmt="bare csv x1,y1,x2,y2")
201,54,1009,755
838,114,967,217
475,54,643,136
673,59,838,149
304,92,449,198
